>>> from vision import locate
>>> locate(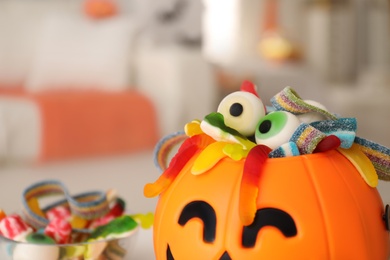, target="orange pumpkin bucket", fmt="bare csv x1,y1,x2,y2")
148,149,389,259
145,83,390,259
